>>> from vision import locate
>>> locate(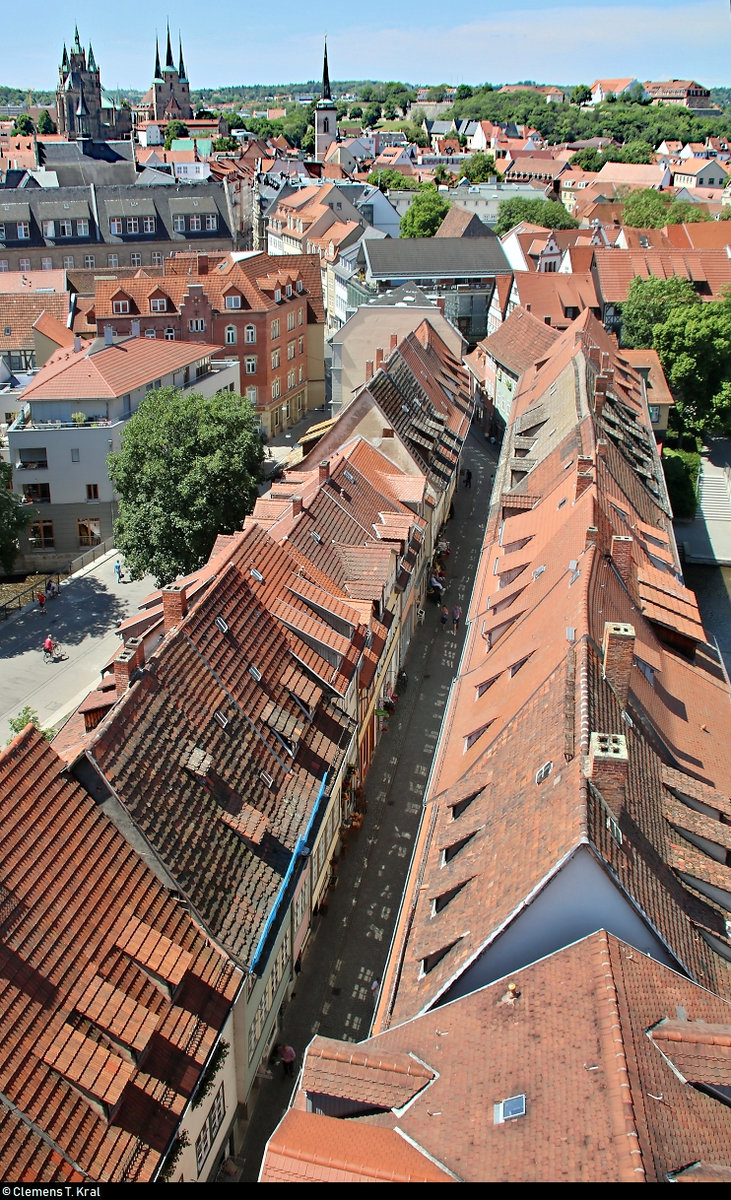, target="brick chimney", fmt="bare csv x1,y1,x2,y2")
365,360,374,381
162,583,188,633
597,438,608,459
197,254,209,275
585,525,599,550
611,535,633,585
575,471,593,501
602,621,635,708
114,647,137,698
382,427,394,438
125,636,146,672
389,333,398,352
588,731,629,819
319,459,330,484
292,494,303,516
375,347,384,369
